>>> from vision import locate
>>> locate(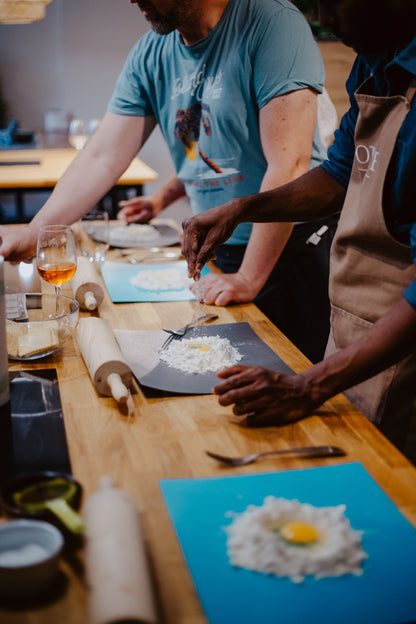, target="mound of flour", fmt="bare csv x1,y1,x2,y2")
159,335,242,373
226,497,367,583
130,268,193,291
